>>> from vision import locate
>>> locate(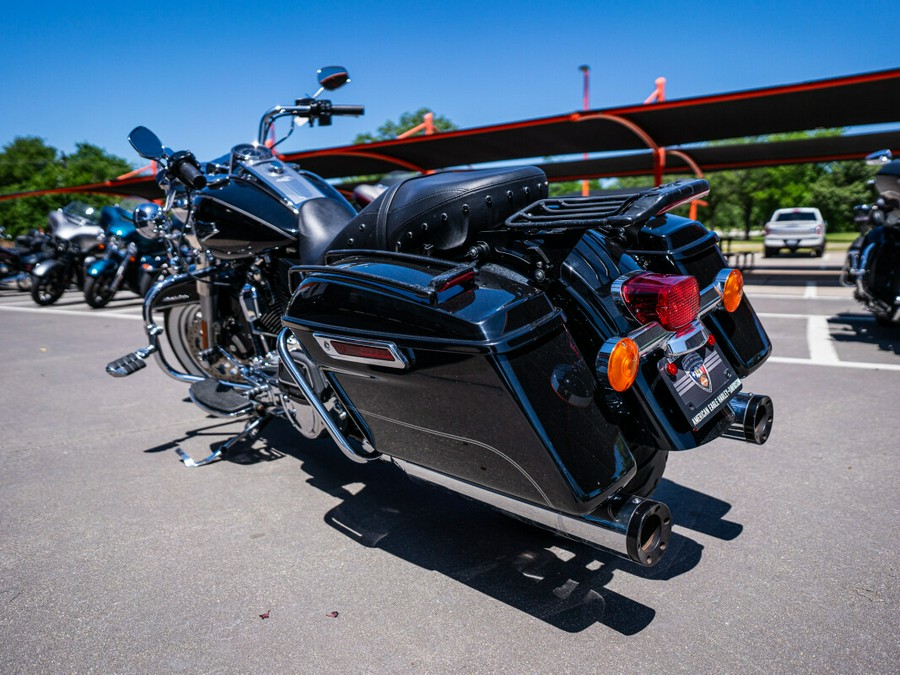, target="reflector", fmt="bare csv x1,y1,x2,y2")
330,341,396,361
607,338,640,392
722,269,744,312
